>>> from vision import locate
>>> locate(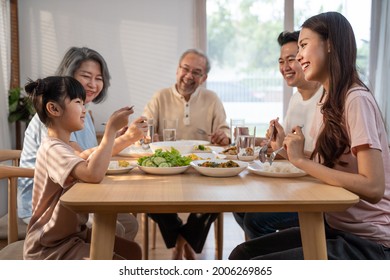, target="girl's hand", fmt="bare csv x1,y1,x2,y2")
283,125,305,164
125,116,148,142
105,106,134,134
115,126,128,138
